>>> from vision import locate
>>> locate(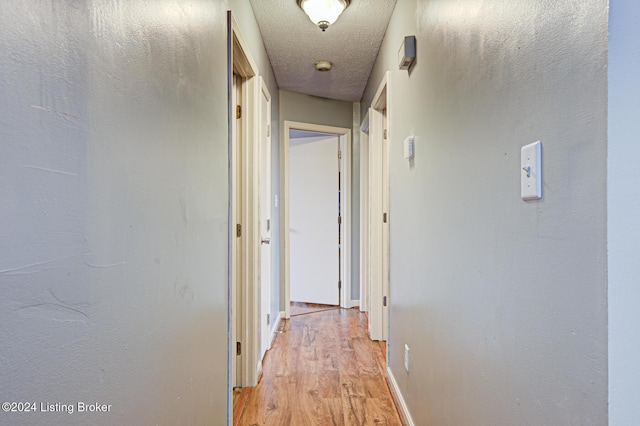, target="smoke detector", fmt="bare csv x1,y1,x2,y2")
315,60,332,72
